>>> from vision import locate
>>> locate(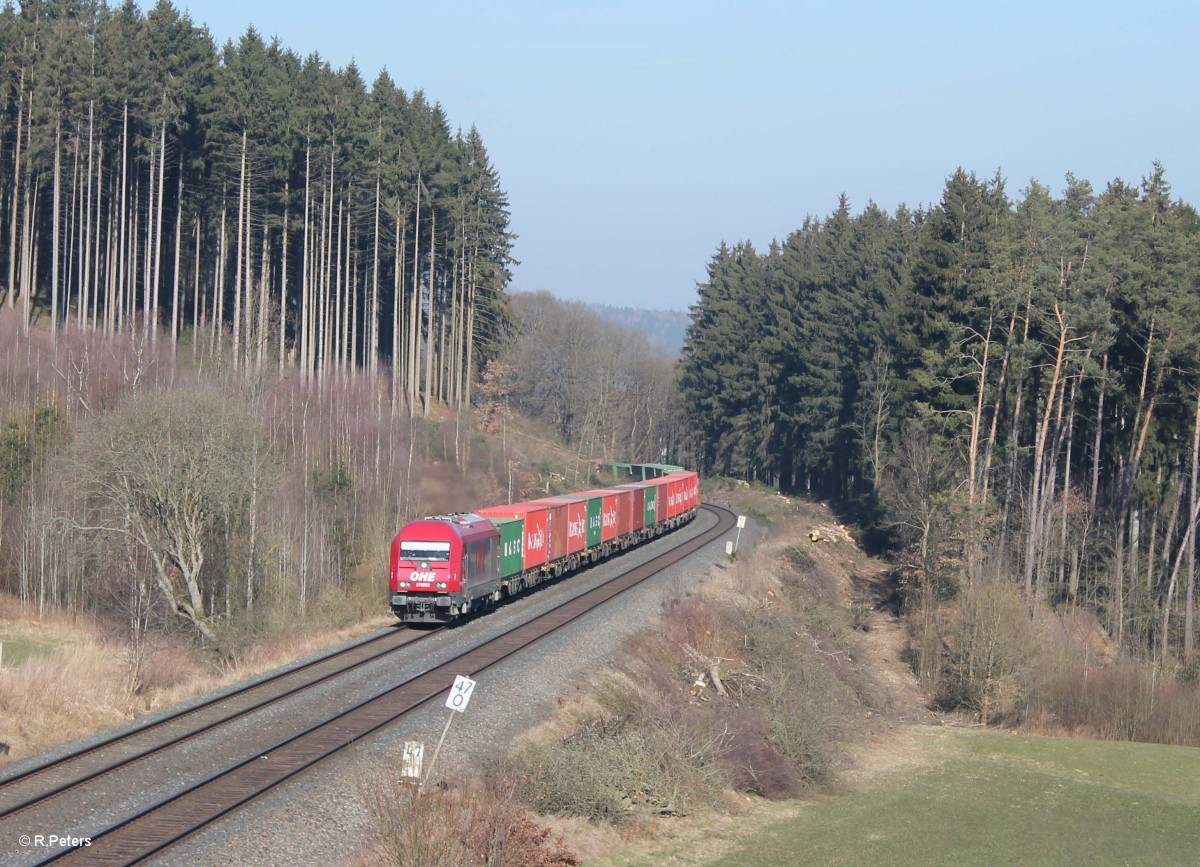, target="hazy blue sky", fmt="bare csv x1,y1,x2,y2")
165,0,1197,312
